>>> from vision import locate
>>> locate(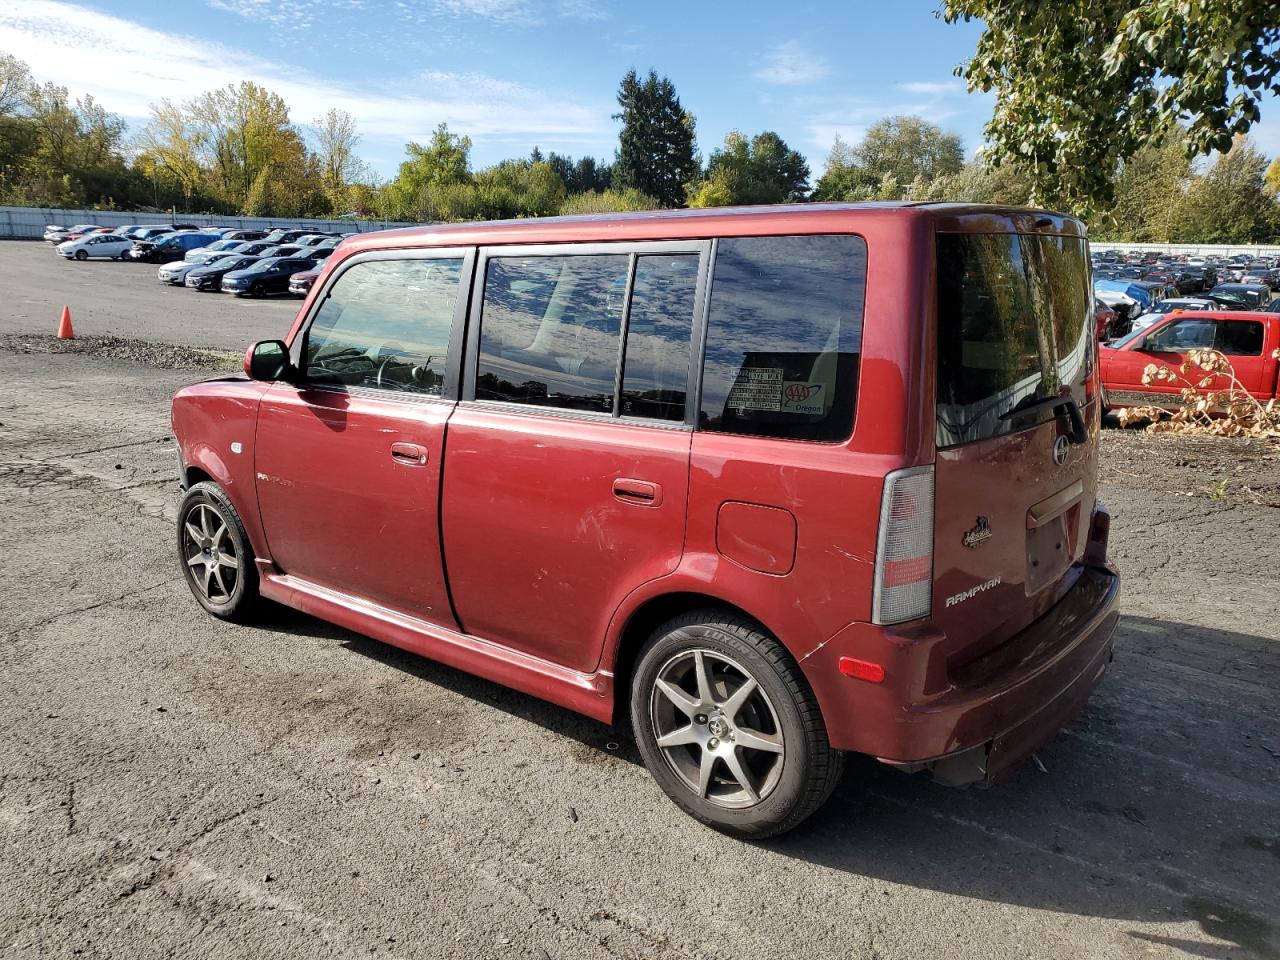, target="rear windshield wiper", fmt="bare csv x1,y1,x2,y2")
998,395,1087,444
